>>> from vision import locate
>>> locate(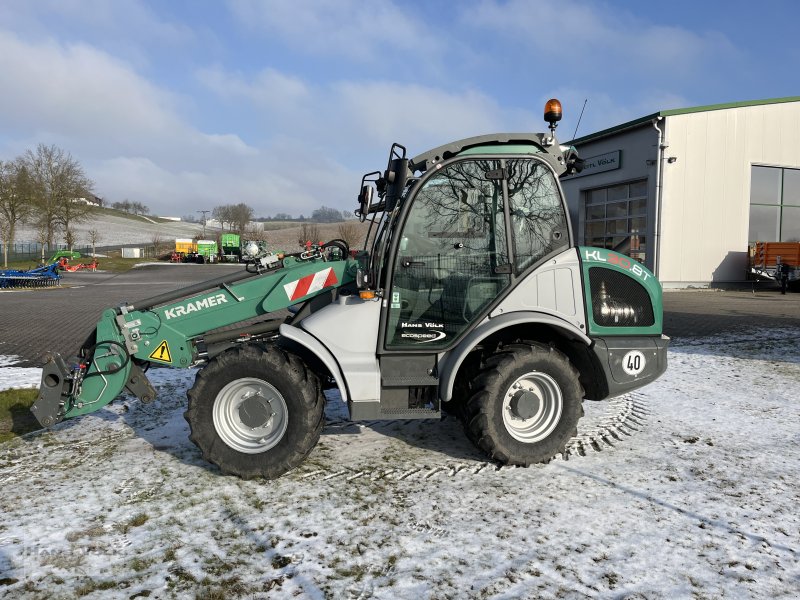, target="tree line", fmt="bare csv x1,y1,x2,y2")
231,206,354,223
211,203,255,233
0,144,94,267
111,199,150,215
198,204,354,231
